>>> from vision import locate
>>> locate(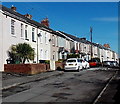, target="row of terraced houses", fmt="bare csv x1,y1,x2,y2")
0,5,119,71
